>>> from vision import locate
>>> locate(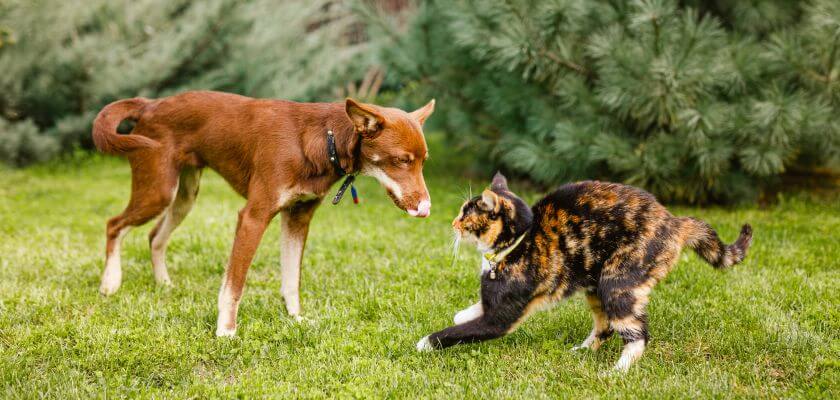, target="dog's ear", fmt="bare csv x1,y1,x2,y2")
480,189,500,212
409,99,435,126
346,98,385,138
491,171,508,191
